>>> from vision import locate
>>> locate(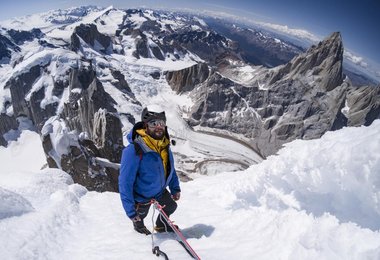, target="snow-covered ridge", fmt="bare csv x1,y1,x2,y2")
10,48,79,80
1,48,79,115
0,6,105,32
1,121,380,259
